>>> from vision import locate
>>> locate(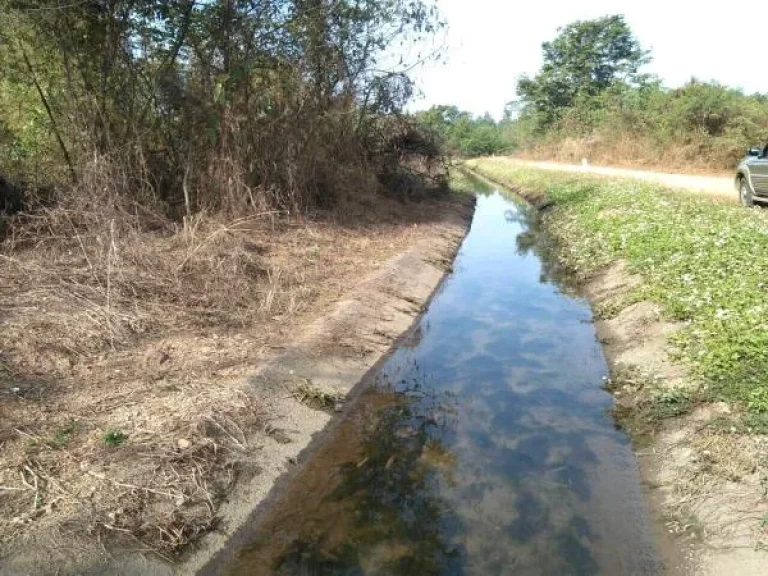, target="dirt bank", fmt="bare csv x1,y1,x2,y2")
584,264,768,576
0,194,474,575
